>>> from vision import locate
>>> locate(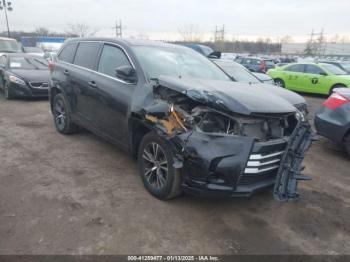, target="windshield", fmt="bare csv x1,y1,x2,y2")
9,56,49,70
133,46,230,81
0,39,22,53
199,45,214,57
214,61,260,83
321,63,348,75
